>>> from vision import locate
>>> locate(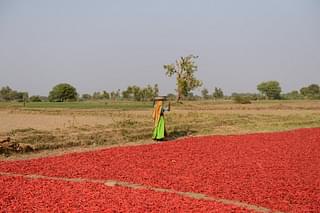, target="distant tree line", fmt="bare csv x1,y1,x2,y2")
121,84,159,101
0,86,28,102
81,84,159,102
201,87,224,100
199,81,320,103
230,81,320,104
1,55,319,103
1,81,319,103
